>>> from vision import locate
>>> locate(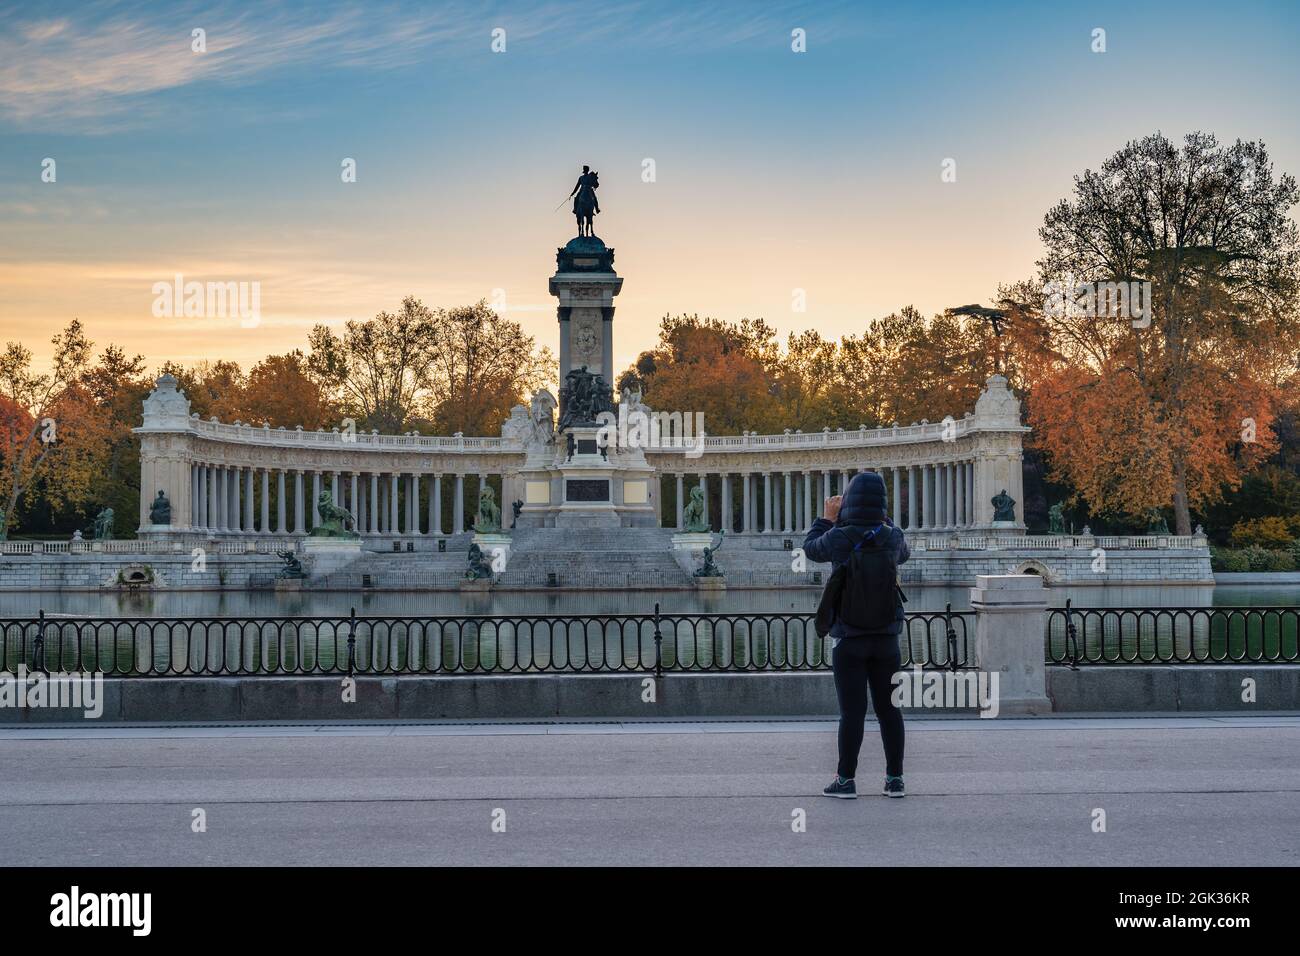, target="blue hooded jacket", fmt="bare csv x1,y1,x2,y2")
802,471,910,638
